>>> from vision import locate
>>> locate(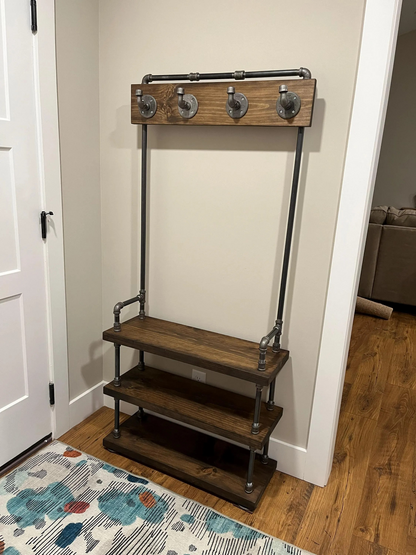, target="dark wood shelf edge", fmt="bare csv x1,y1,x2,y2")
103,413,277,511
103,367,283,450
103,323,289,386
